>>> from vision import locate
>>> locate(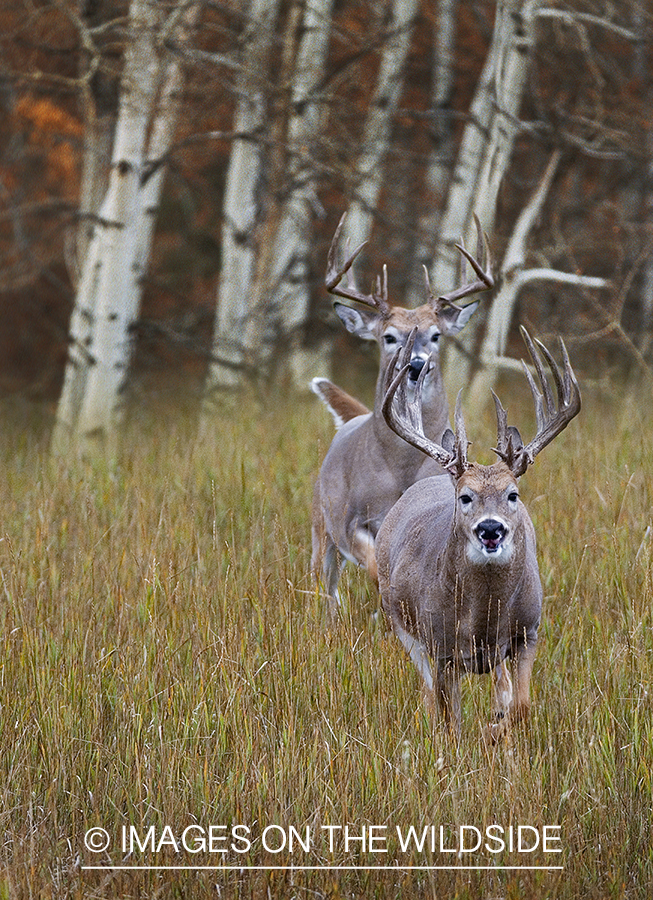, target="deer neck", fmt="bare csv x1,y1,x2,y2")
440,518,528,608
426,525,528,669
373,359,449,448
